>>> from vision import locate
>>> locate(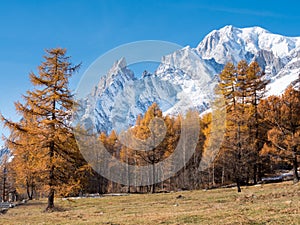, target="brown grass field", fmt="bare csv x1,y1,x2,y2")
0,181,299,225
